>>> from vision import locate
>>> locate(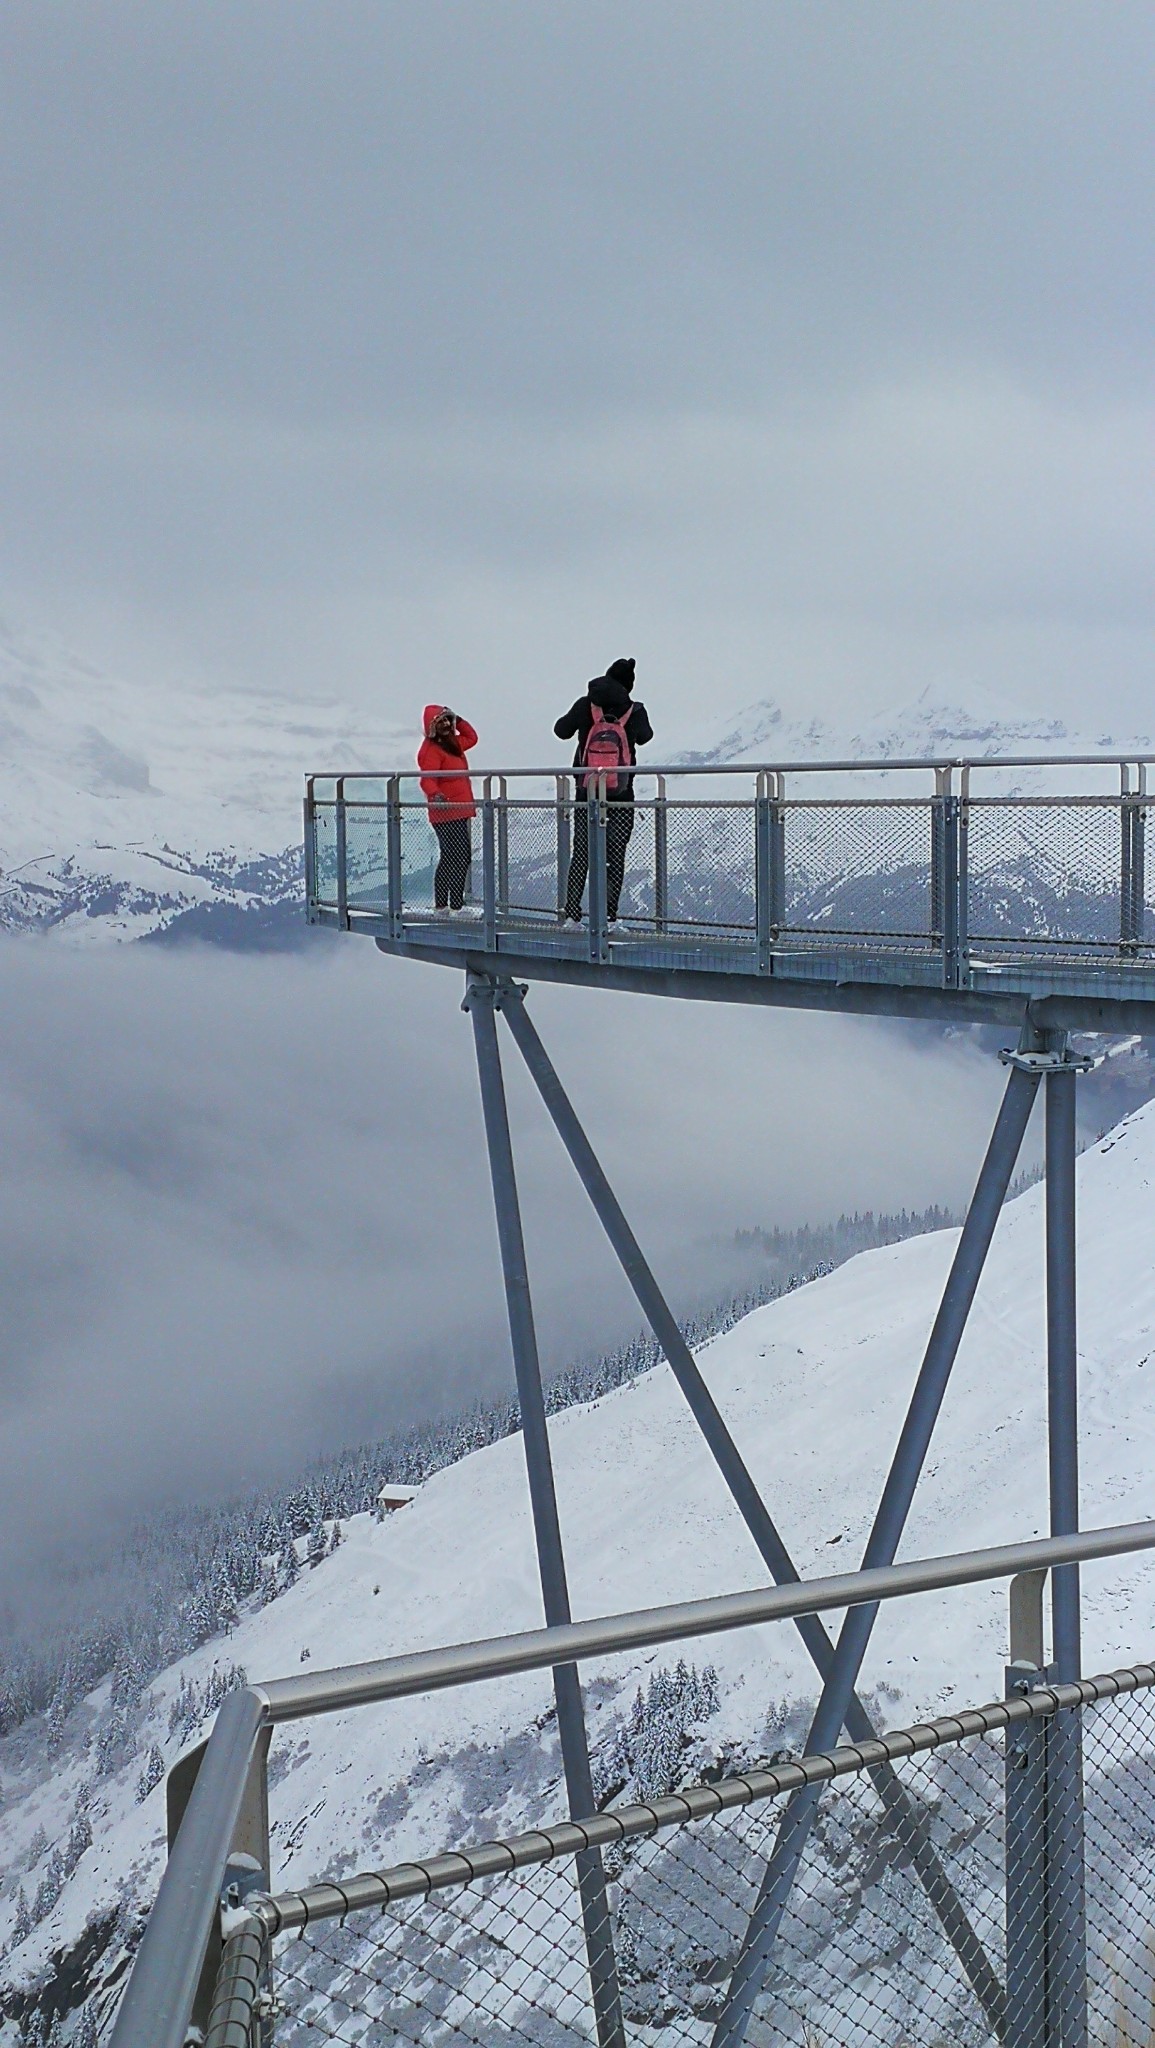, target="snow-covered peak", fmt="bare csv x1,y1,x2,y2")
673,681,1151,770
